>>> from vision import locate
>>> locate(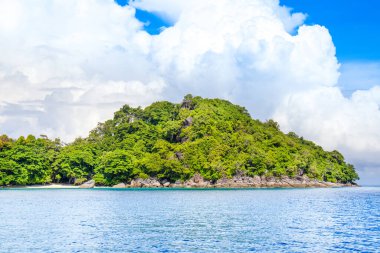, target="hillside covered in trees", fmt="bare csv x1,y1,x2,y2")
0,95,359,186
